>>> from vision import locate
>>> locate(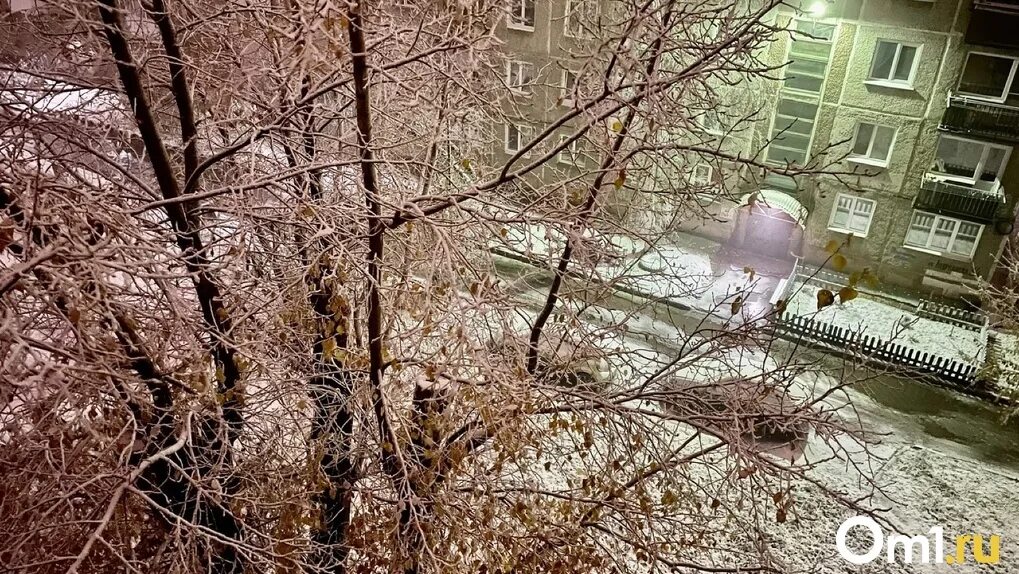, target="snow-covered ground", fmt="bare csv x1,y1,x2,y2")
491,224,769,317
505,284,1019,573
787,282,988,366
